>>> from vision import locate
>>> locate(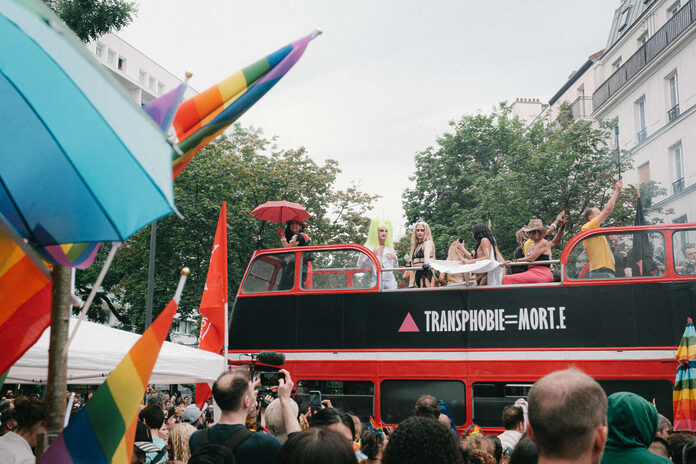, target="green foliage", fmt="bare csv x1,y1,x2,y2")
402,104,649,258
43,0,136,42
76,125,379,331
